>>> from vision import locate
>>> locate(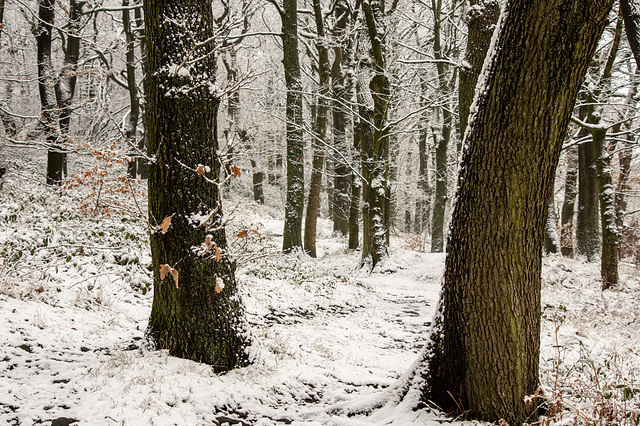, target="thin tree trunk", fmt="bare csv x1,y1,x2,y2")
349,116,361,250
144,0,252,370
577,134,600,260
560,143,578,257
303,0,330,258
592,121,619,289
331,1,351,236
421,0,612,422
37,0,63,185
123,0,140,179
134,5,148,179
544,191,559,254
430,0,453,253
